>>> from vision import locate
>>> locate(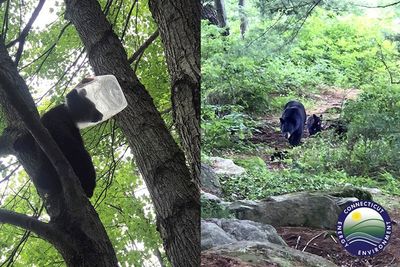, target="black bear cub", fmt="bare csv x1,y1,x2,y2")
15,86,102,198
280,100,306,146
307,114,323,136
